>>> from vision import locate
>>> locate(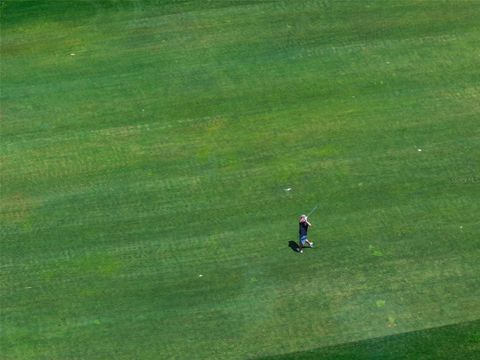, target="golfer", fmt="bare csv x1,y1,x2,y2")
298,214,314,253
